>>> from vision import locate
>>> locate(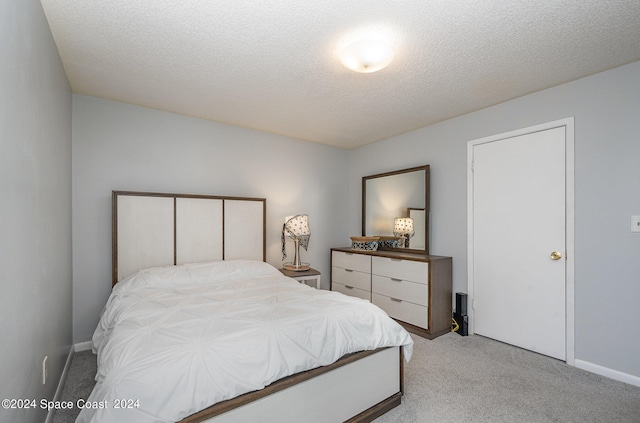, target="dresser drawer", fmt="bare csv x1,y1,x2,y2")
332,282,371,301
332,266,371,291
372,256,428,284
372,275,427,307
372,293,428,329
332,251,371,273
